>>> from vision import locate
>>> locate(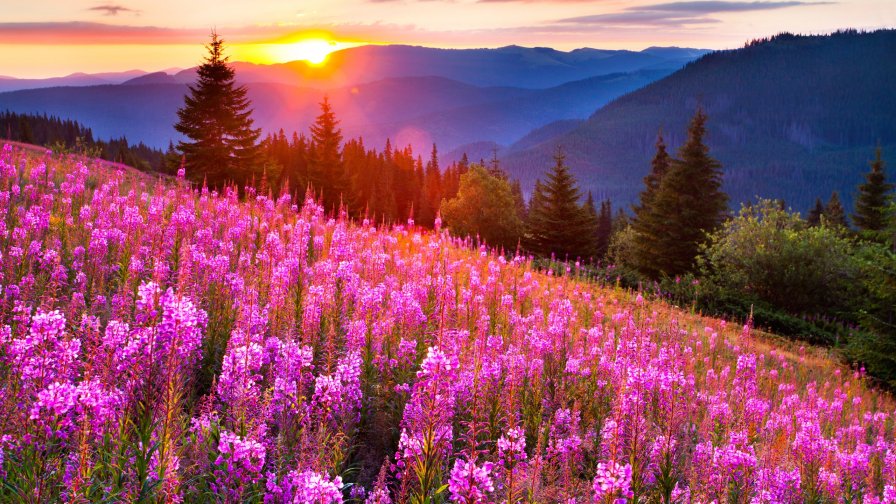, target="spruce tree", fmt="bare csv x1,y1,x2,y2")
638,131,671,211
807,197,825,227
524,148,596,259
632,131,673,275
308,97,347,212
174,31,260,188
633,109,727,277
824,191,849,228
853,147,893,240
